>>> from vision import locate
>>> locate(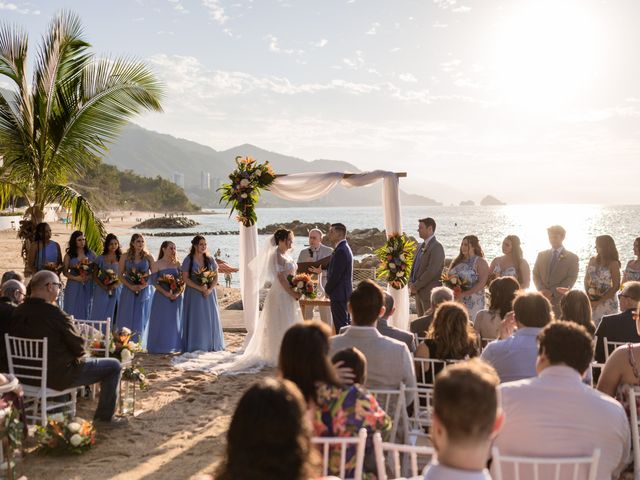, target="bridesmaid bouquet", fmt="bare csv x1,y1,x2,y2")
374,233,416,290
71,258,94,280
287,273,317,299
36,415,96,454
42,262,63,275
126,268,148,295
157,273,185,299
441,271,471,296
96,268,119,297
191,266,217,287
